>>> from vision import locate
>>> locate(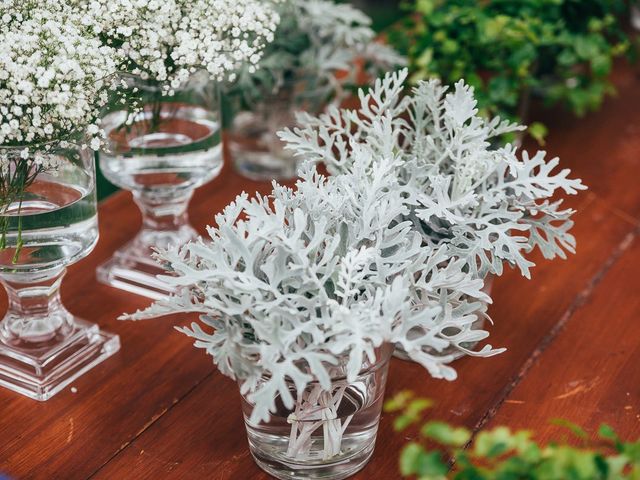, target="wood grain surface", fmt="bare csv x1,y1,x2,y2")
1,60,639,479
